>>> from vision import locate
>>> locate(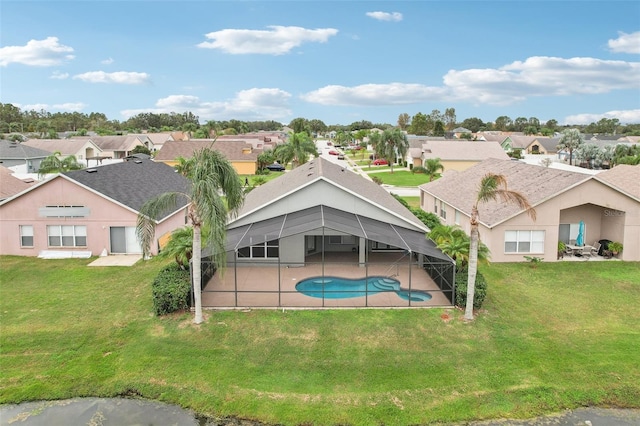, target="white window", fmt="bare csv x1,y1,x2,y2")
47,225,87,247
20,225,33,247
505,230,544,253
455,210,462,225
440,201,447,219
434,199,438,214
238,240,279,259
